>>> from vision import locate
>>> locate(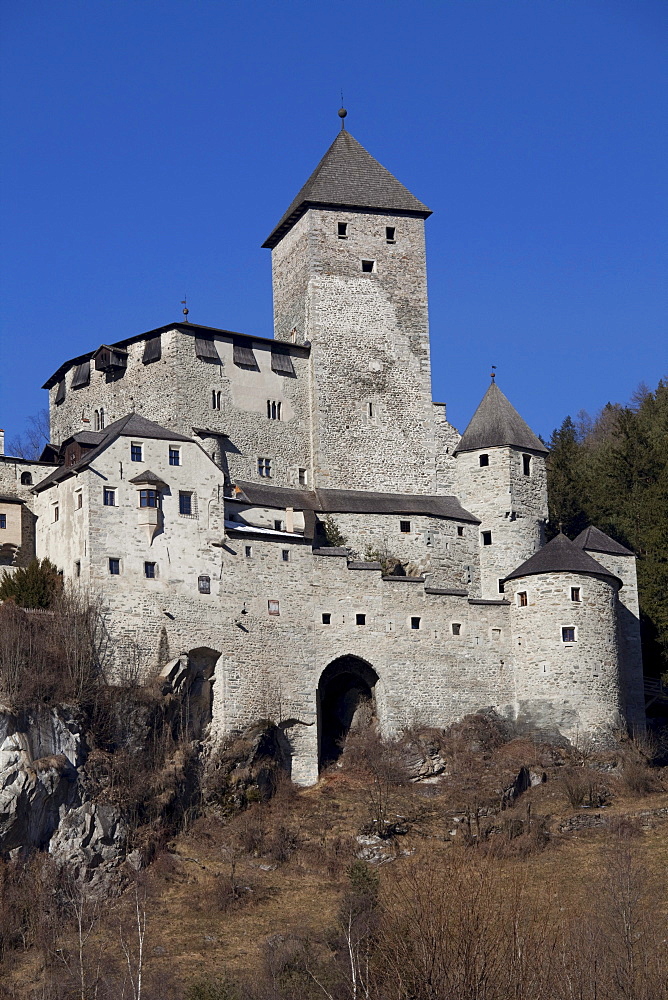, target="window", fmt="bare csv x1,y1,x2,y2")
76,492,83,510
522,454,531,476
411,616,421,630
498,579,505,593
53,506,59,522
274,519,284,531
20,472,32,485
267,400,282,420
571,587,581,603
103,488,116,506
400,520,411,533
492,628,501,641
108,558,120,575
258,457,272,478
298,468,308,486
562,626,576,643
452,623,461,636
337,222,348,239
322,613,331,625
212,390,222,410
368,402,374,419
245,545,253,558
268,599,280,616
140,489,159,508
457,526,464,537
356,613,366,626
479,454,489,467
144,562,156,579
169,447,180,466
75,560,81,577
518,591,528,607
179,492,193,516
482,531,492,546
281,549,290,562
386,226,396,243
361,259,375,273
198,575,211,594
99,408,105,430
131,443,142,462
0,515,6,529
93,408,106,431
